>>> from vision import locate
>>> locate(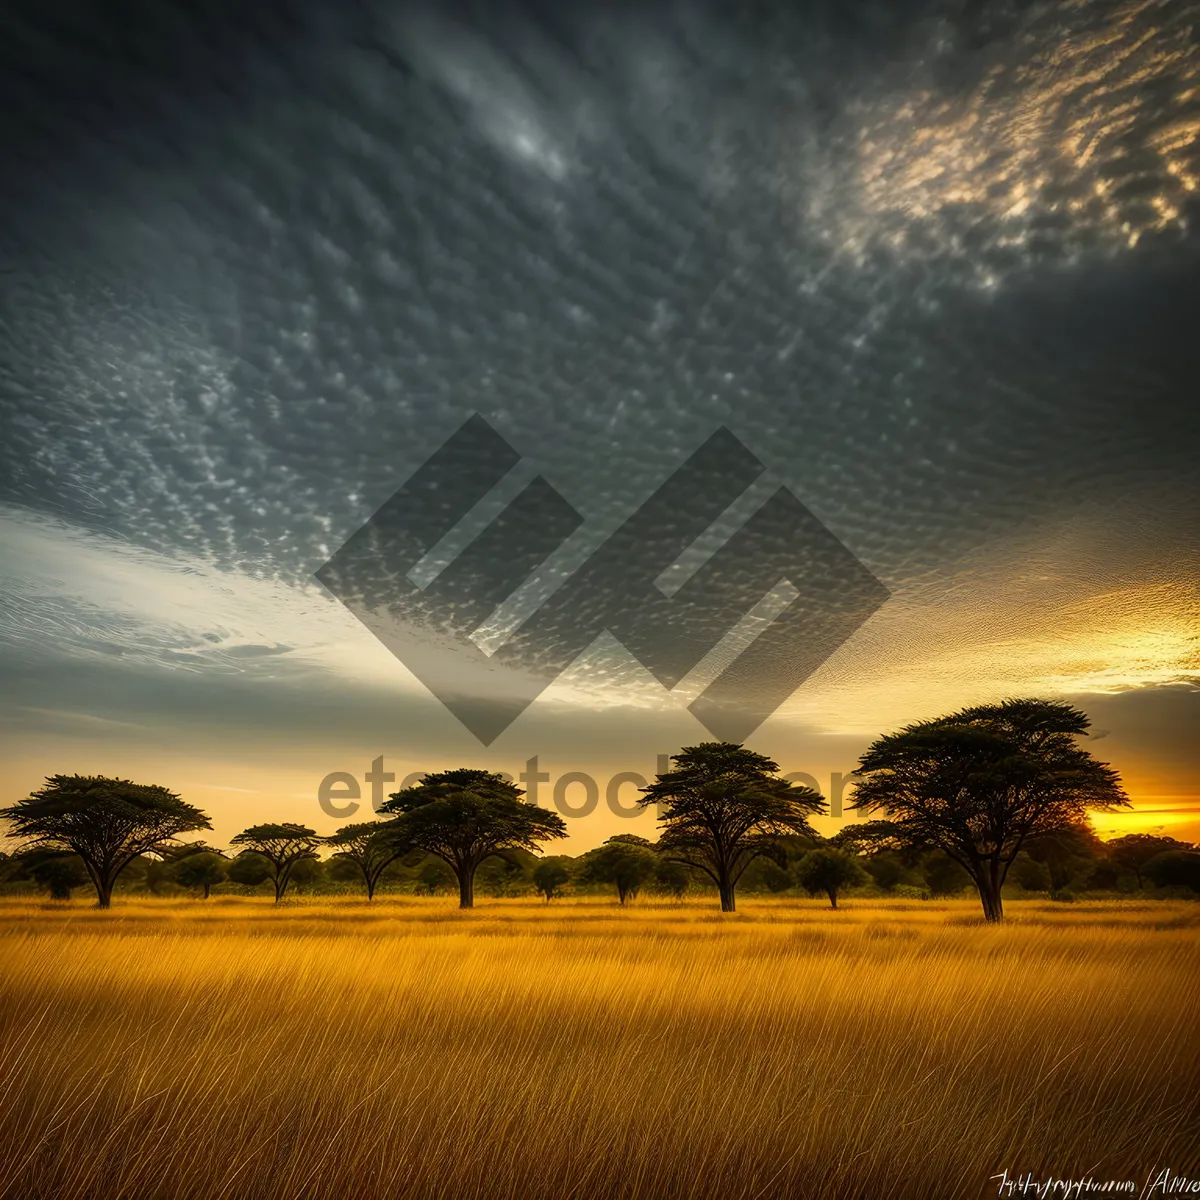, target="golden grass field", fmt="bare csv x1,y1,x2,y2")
1,896,1198,1200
